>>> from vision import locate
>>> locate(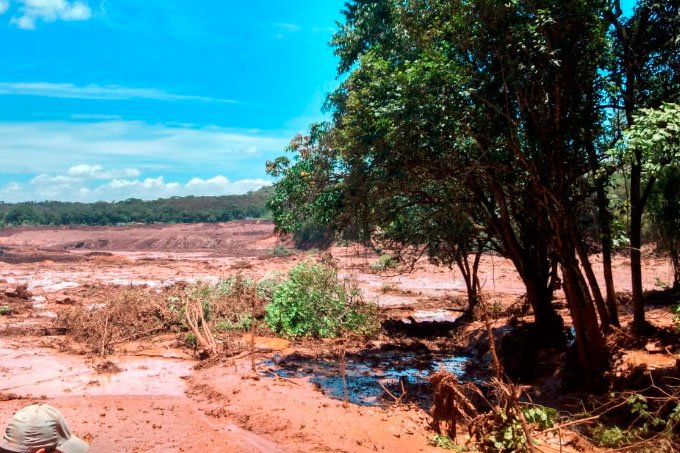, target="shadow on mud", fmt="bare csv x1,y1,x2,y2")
262,343,469,407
